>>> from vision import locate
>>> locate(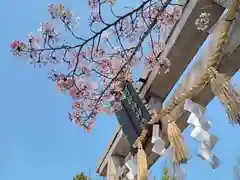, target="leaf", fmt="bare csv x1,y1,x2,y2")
73,172,89,180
